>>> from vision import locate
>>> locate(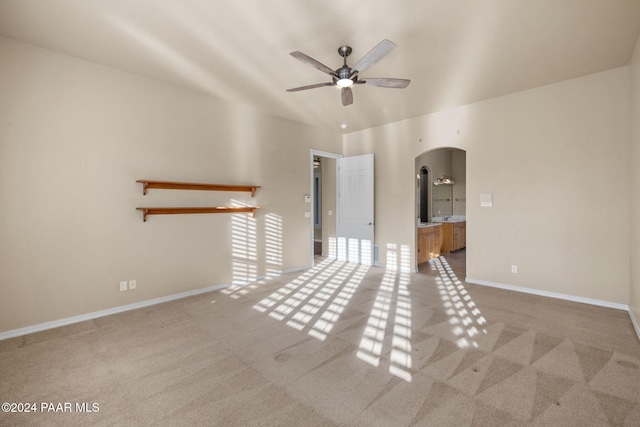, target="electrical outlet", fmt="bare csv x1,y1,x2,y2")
511,265,518,274
119,281,127,291
128,279,136,290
